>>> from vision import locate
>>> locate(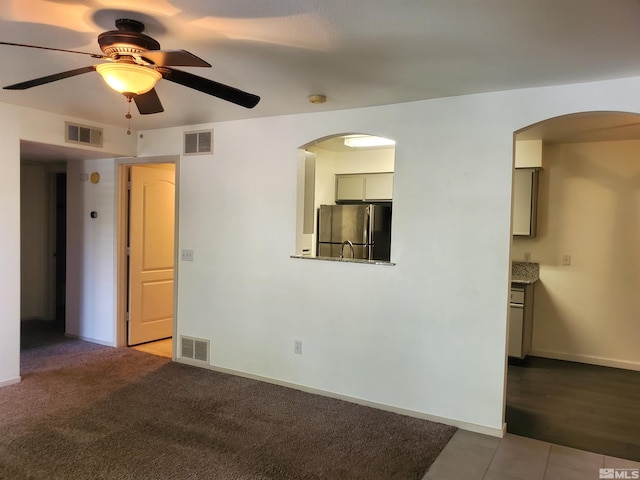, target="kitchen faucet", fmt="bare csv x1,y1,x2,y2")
340,240,355,259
